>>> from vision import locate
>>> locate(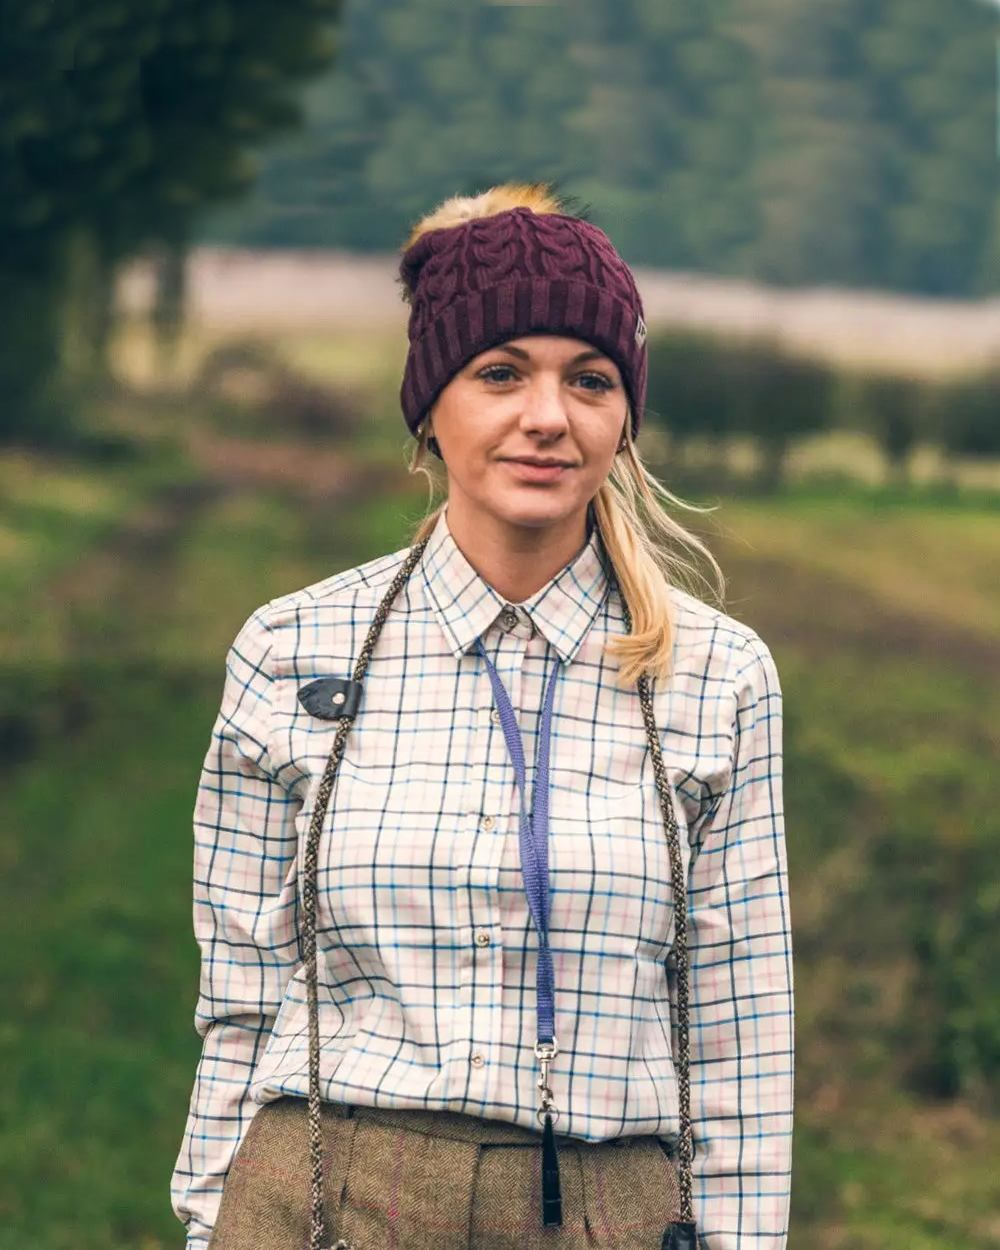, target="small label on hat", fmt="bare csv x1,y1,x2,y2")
634,313,647,347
